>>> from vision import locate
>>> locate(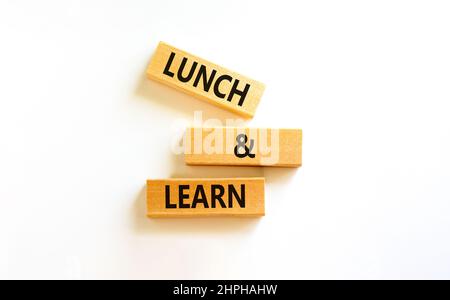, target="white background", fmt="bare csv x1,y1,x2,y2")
1,0,449,280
